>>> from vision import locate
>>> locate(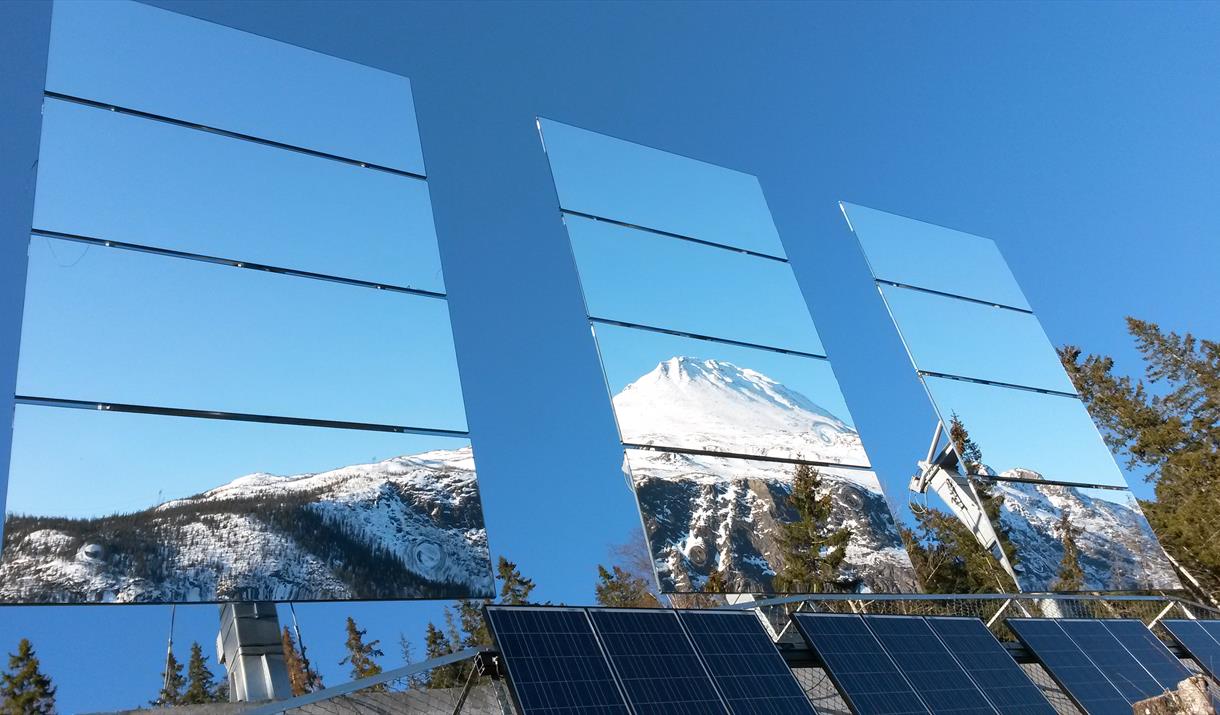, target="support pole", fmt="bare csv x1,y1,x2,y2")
217,602,292,702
